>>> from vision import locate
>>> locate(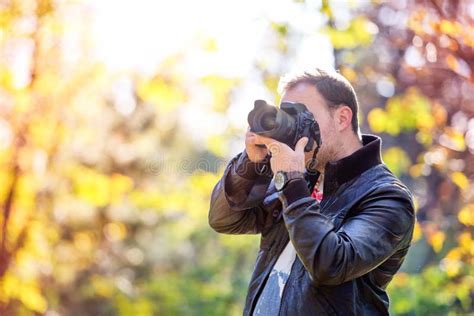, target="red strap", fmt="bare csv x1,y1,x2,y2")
311,186,323,202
